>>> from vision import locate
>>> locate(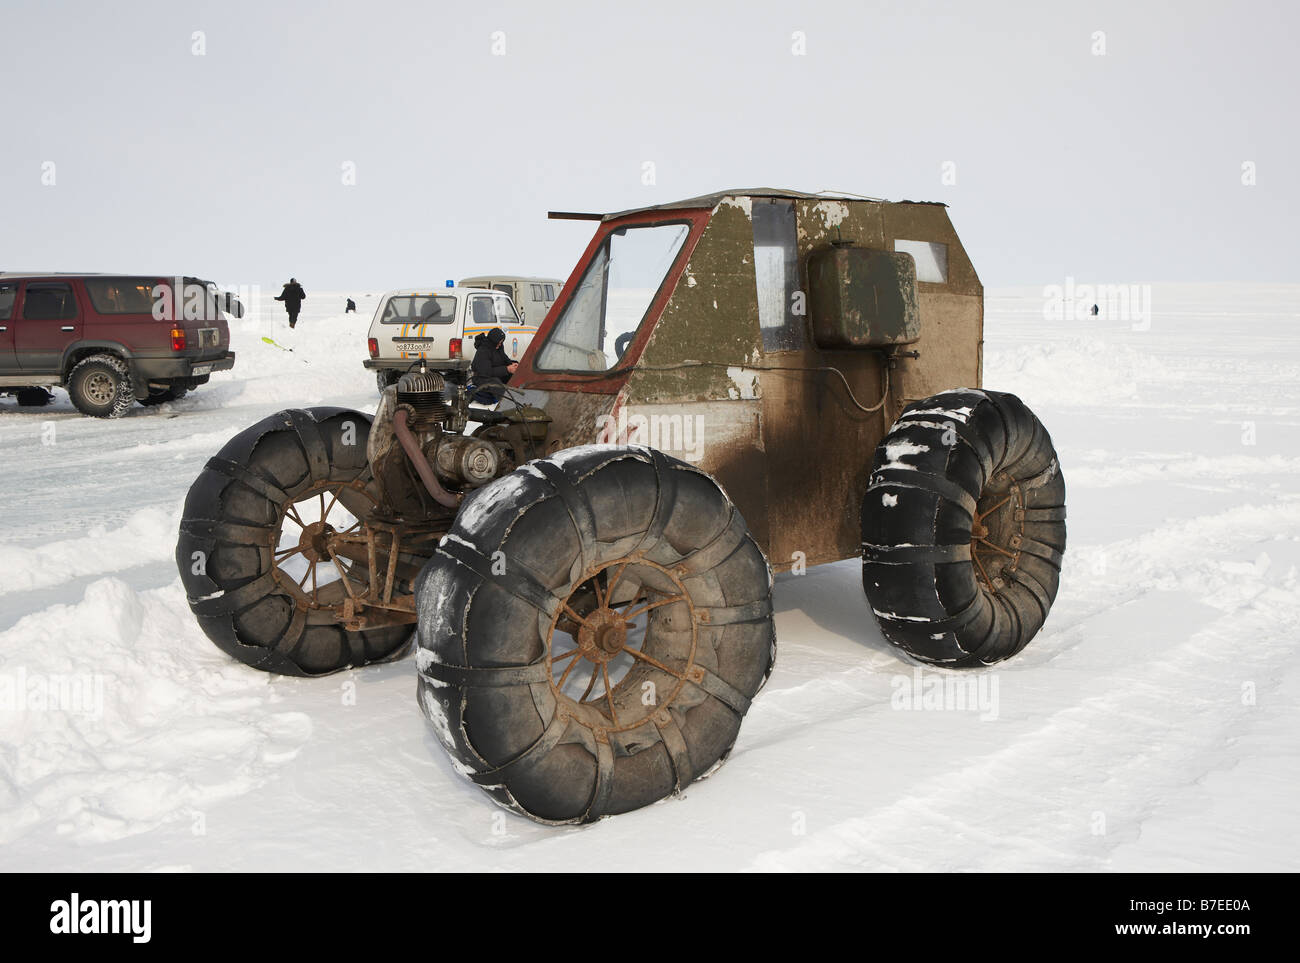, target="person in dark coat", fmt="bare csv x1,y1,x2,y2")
345,298,356,313
274,278,306,328
470,327,517,402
